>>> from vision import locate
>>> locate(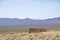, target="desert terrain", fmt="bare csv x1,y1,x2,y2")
0,31,60,40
